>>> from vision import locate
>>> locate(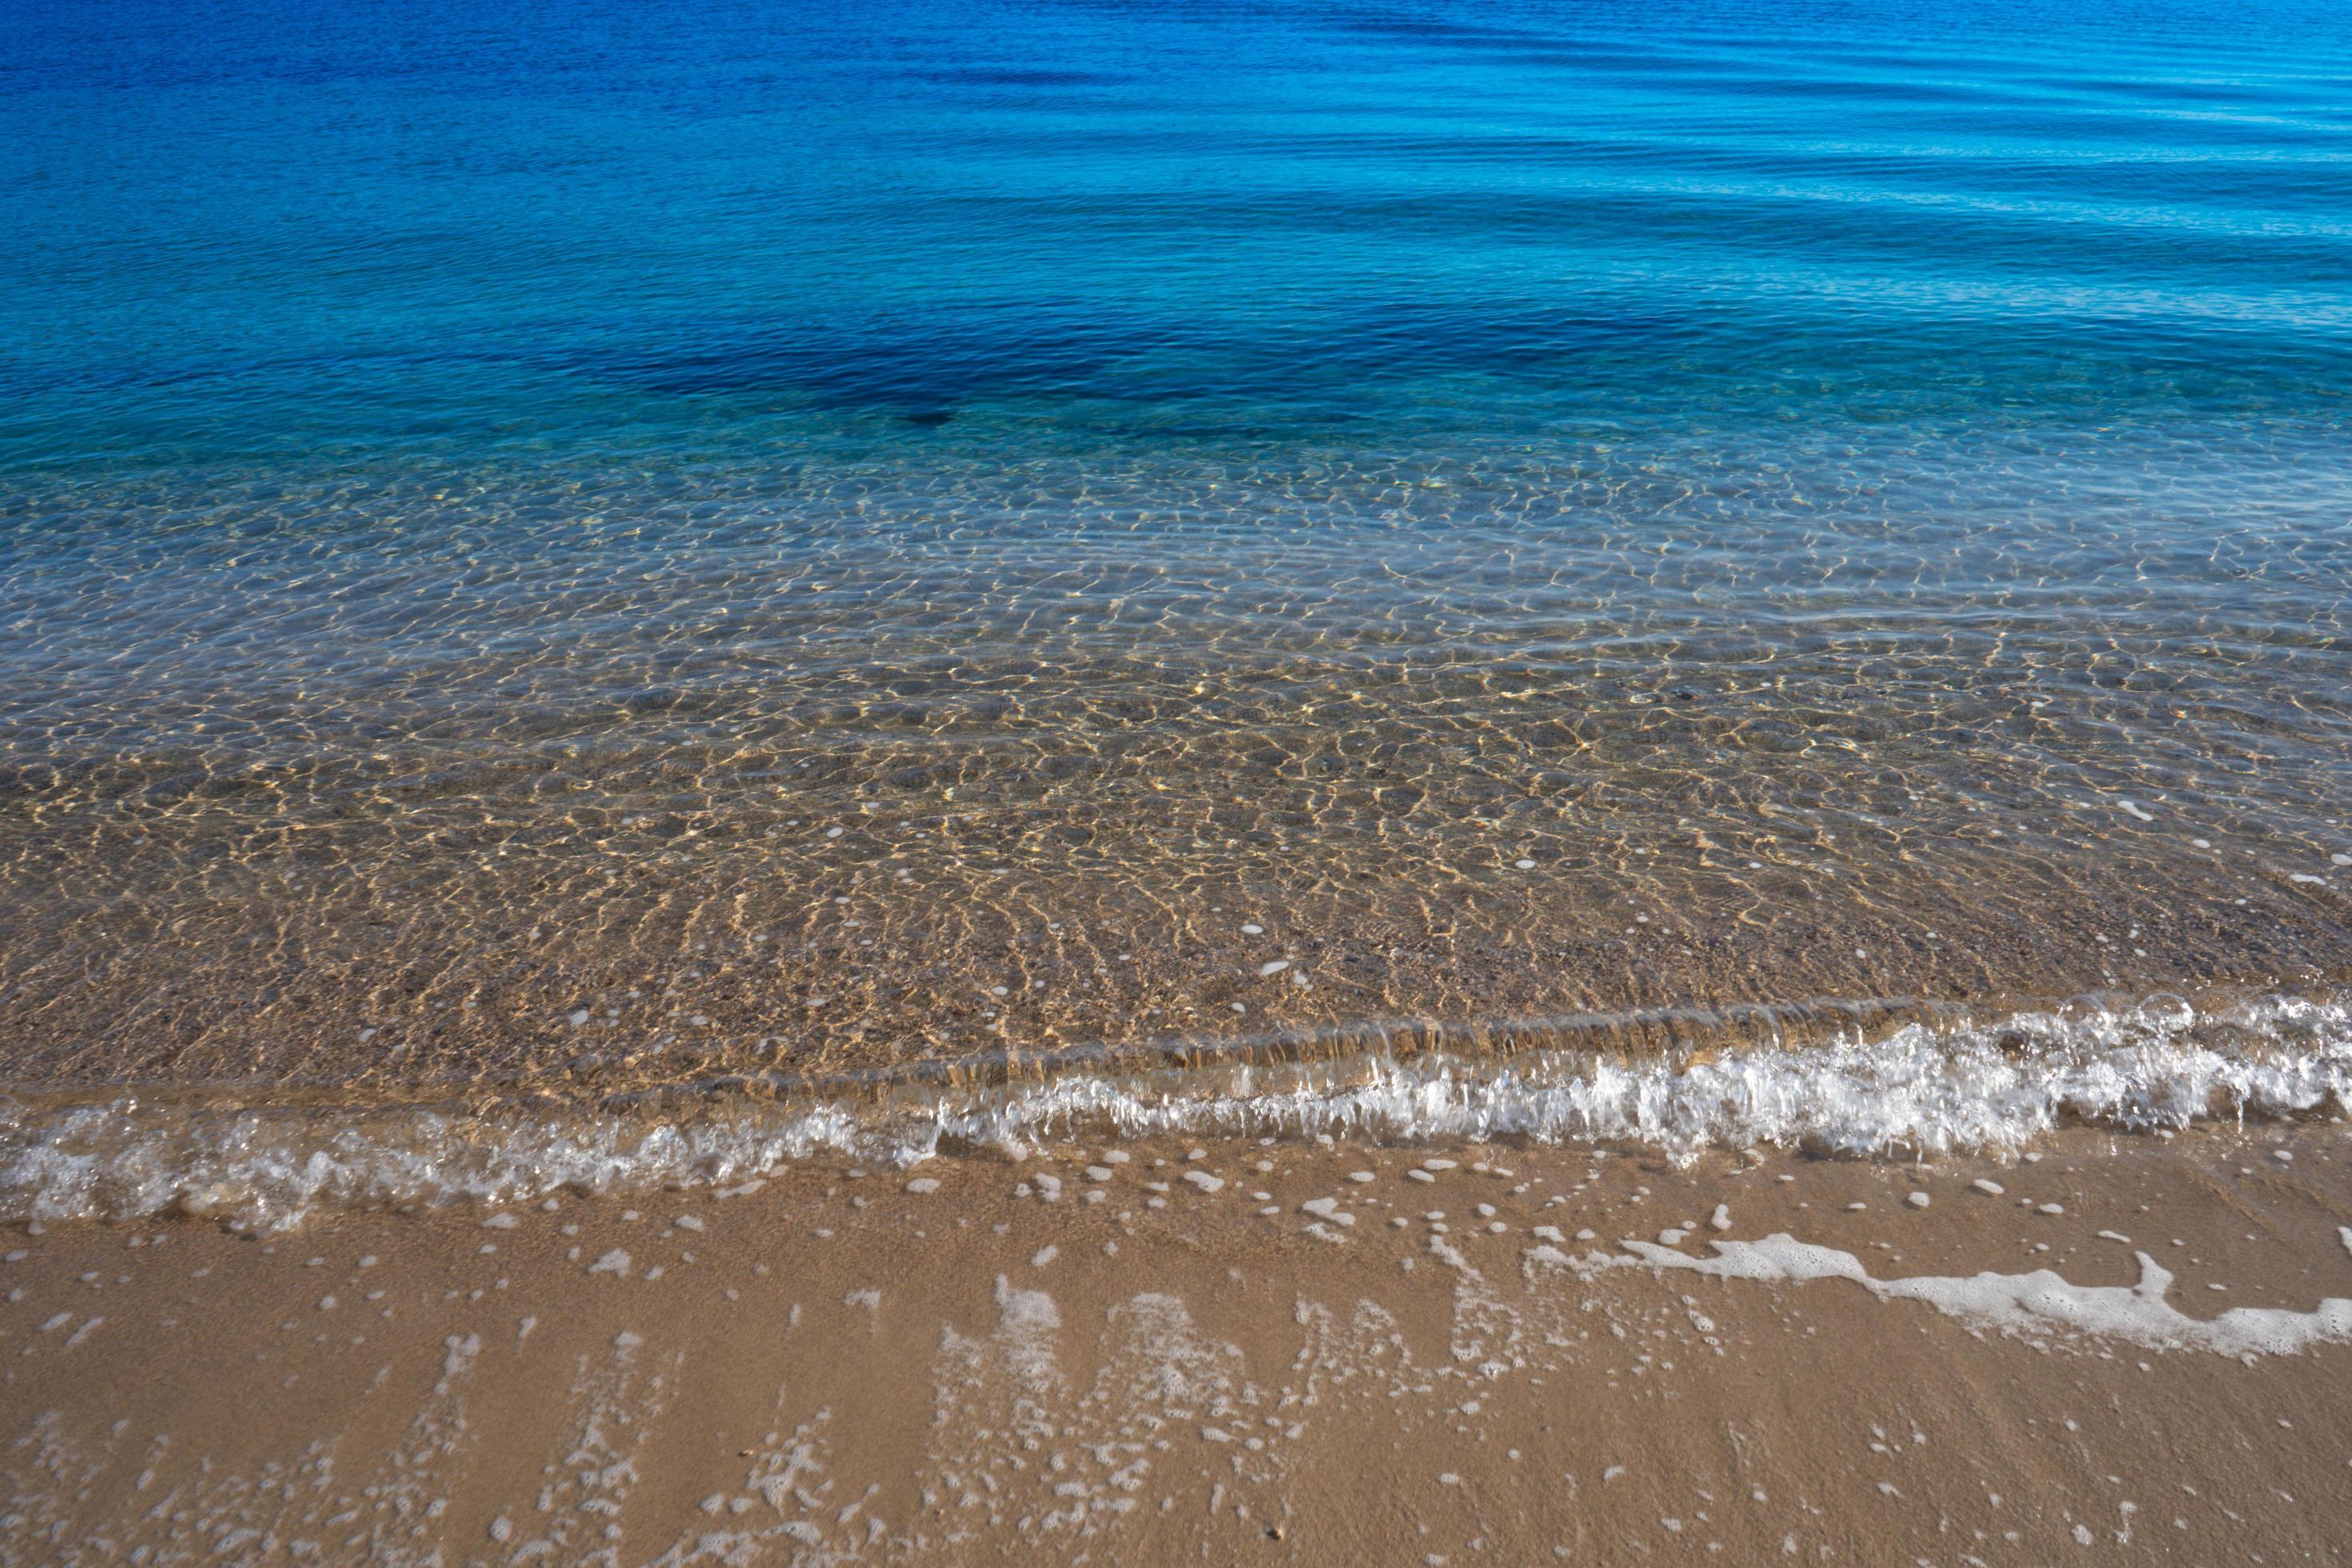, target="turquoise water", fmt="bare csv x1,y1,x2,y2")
2,0,2351,1114
10,0,2352,461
